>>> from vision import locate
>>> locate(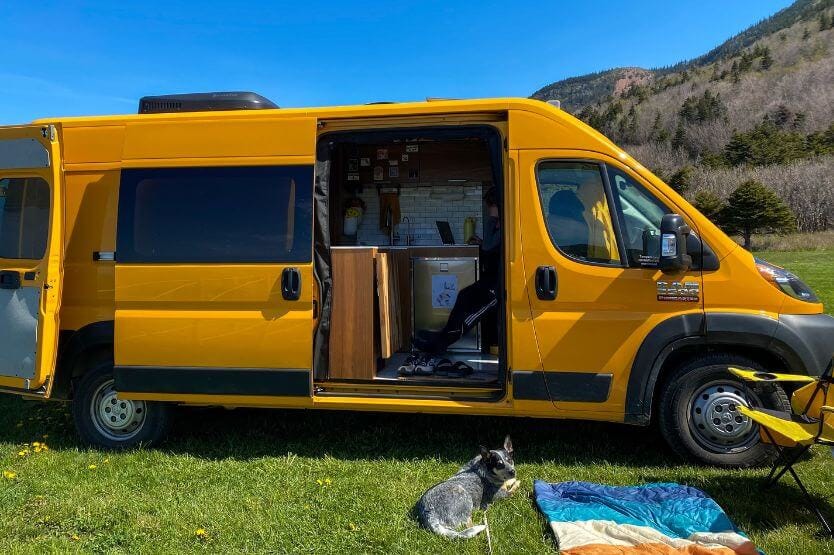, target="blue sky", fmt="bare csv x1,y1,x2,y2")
1,0,792,124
